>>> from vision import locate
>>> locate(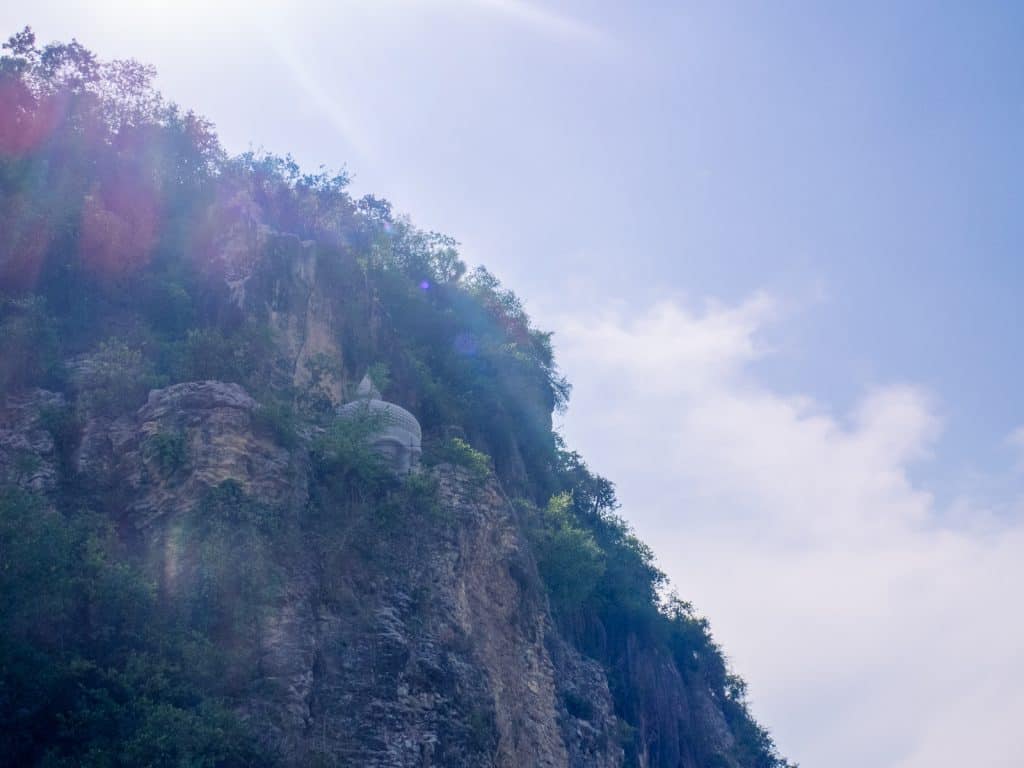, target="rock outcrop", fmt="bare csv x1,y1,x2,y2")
0,388,65,495
0,372,764,766
75,381,301,528
222,223,349,404
237,466,612,767
0,379,622,766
